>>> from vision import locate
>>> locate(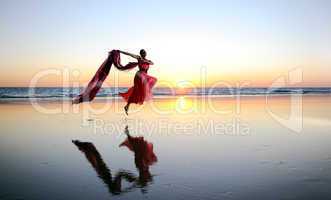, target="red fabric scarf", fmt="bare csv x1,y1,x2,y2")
72,50,138,104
